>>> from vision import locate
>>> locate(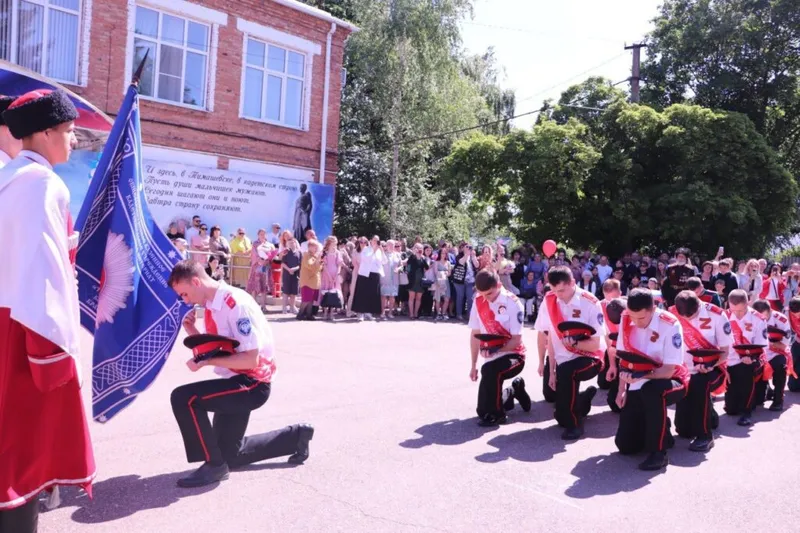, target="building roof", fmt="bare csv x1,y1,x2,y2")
271,0,359,33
